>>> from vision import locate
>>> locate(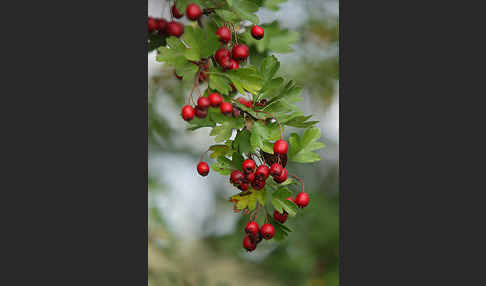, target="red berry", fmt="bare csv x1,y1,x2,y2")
255,165,270,180
274,168,288,183
296,192,309,208
167,21,184,37
251,25,265,40
260,224,275,240
198,72,208,83
270,163,283,177
171,5,184,18
181,105,195,121
208,93,223,107
242,159,256,174
156,19,167,33
197,161,209,176
251,179,265,190
186,3,202,20
230,59,239,70
244,172,255,183
148,17,157,32
243,235,257,252
245,221,259,236
215,48,231,64
194,106,207,118
220,101,233,115
197,97,210,110
251,232,263,244
174,70,183,80
219,56,233,70
232,44,249,61
273,139,289,155
230,170,244,185
238,97,251,107
238,182,249,191
216,26,232,43
273,210,288,223
287,197,296,204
